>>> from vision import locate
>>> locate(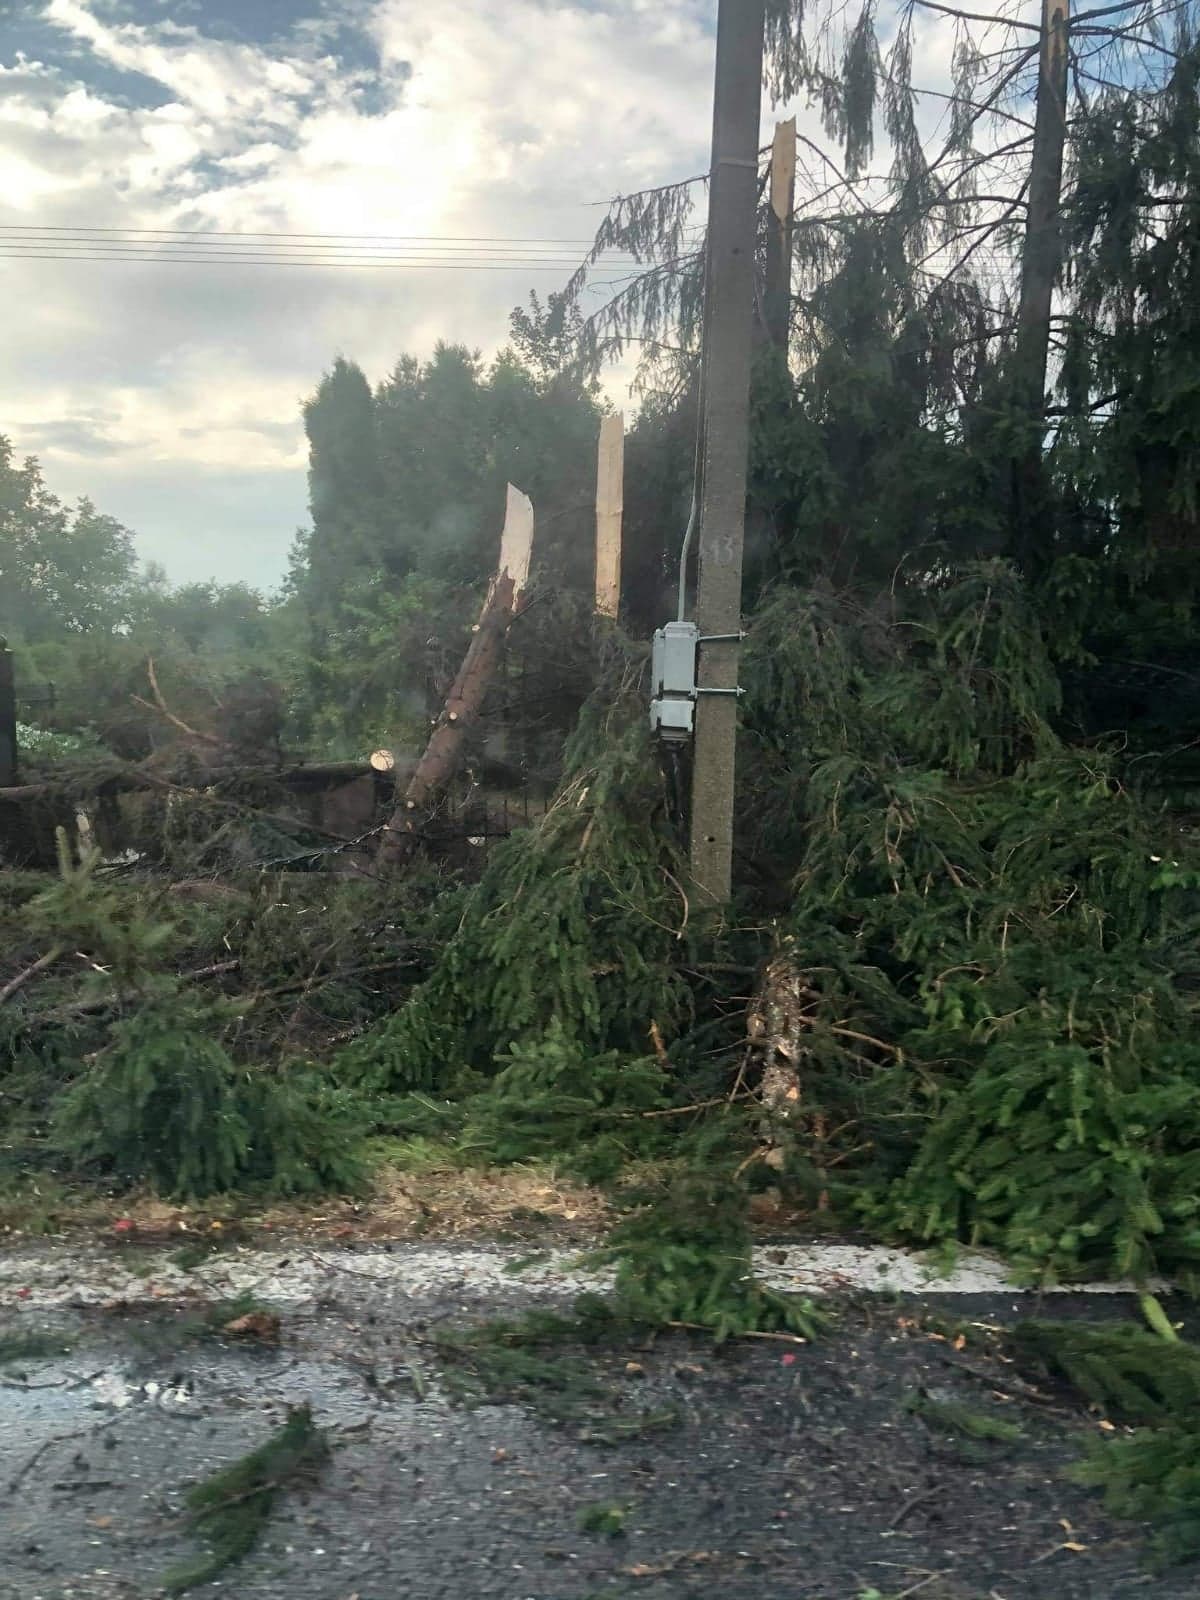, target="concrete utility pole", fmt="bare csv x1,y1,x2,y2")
1013,0,1069,566
688,0,766,908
